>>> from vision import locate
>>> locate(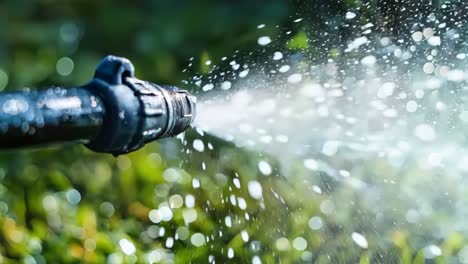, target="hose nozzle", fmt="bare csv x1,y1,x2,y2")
85,55,196,155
